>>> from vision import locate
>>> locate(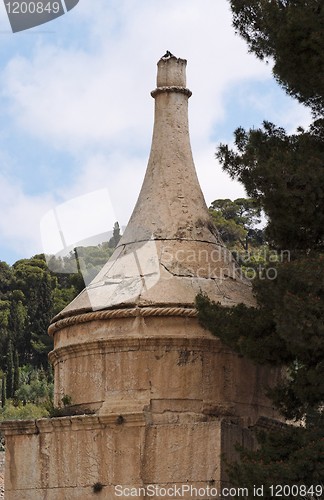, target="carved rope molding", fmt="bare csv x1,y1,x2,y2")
151,86,192,98
48,306,198,336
